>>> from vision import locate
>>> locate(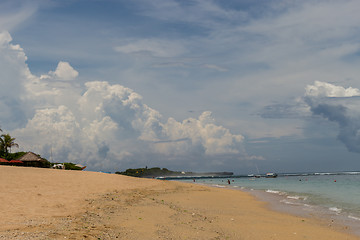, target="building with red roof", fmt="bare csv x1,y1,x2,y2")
9,160,23,164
